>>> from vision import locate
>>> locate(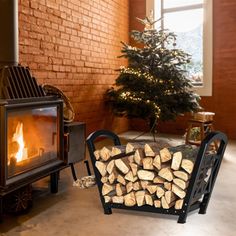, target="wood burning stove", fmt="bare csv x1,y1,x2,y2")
0,0,85,221
0,96,64,188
